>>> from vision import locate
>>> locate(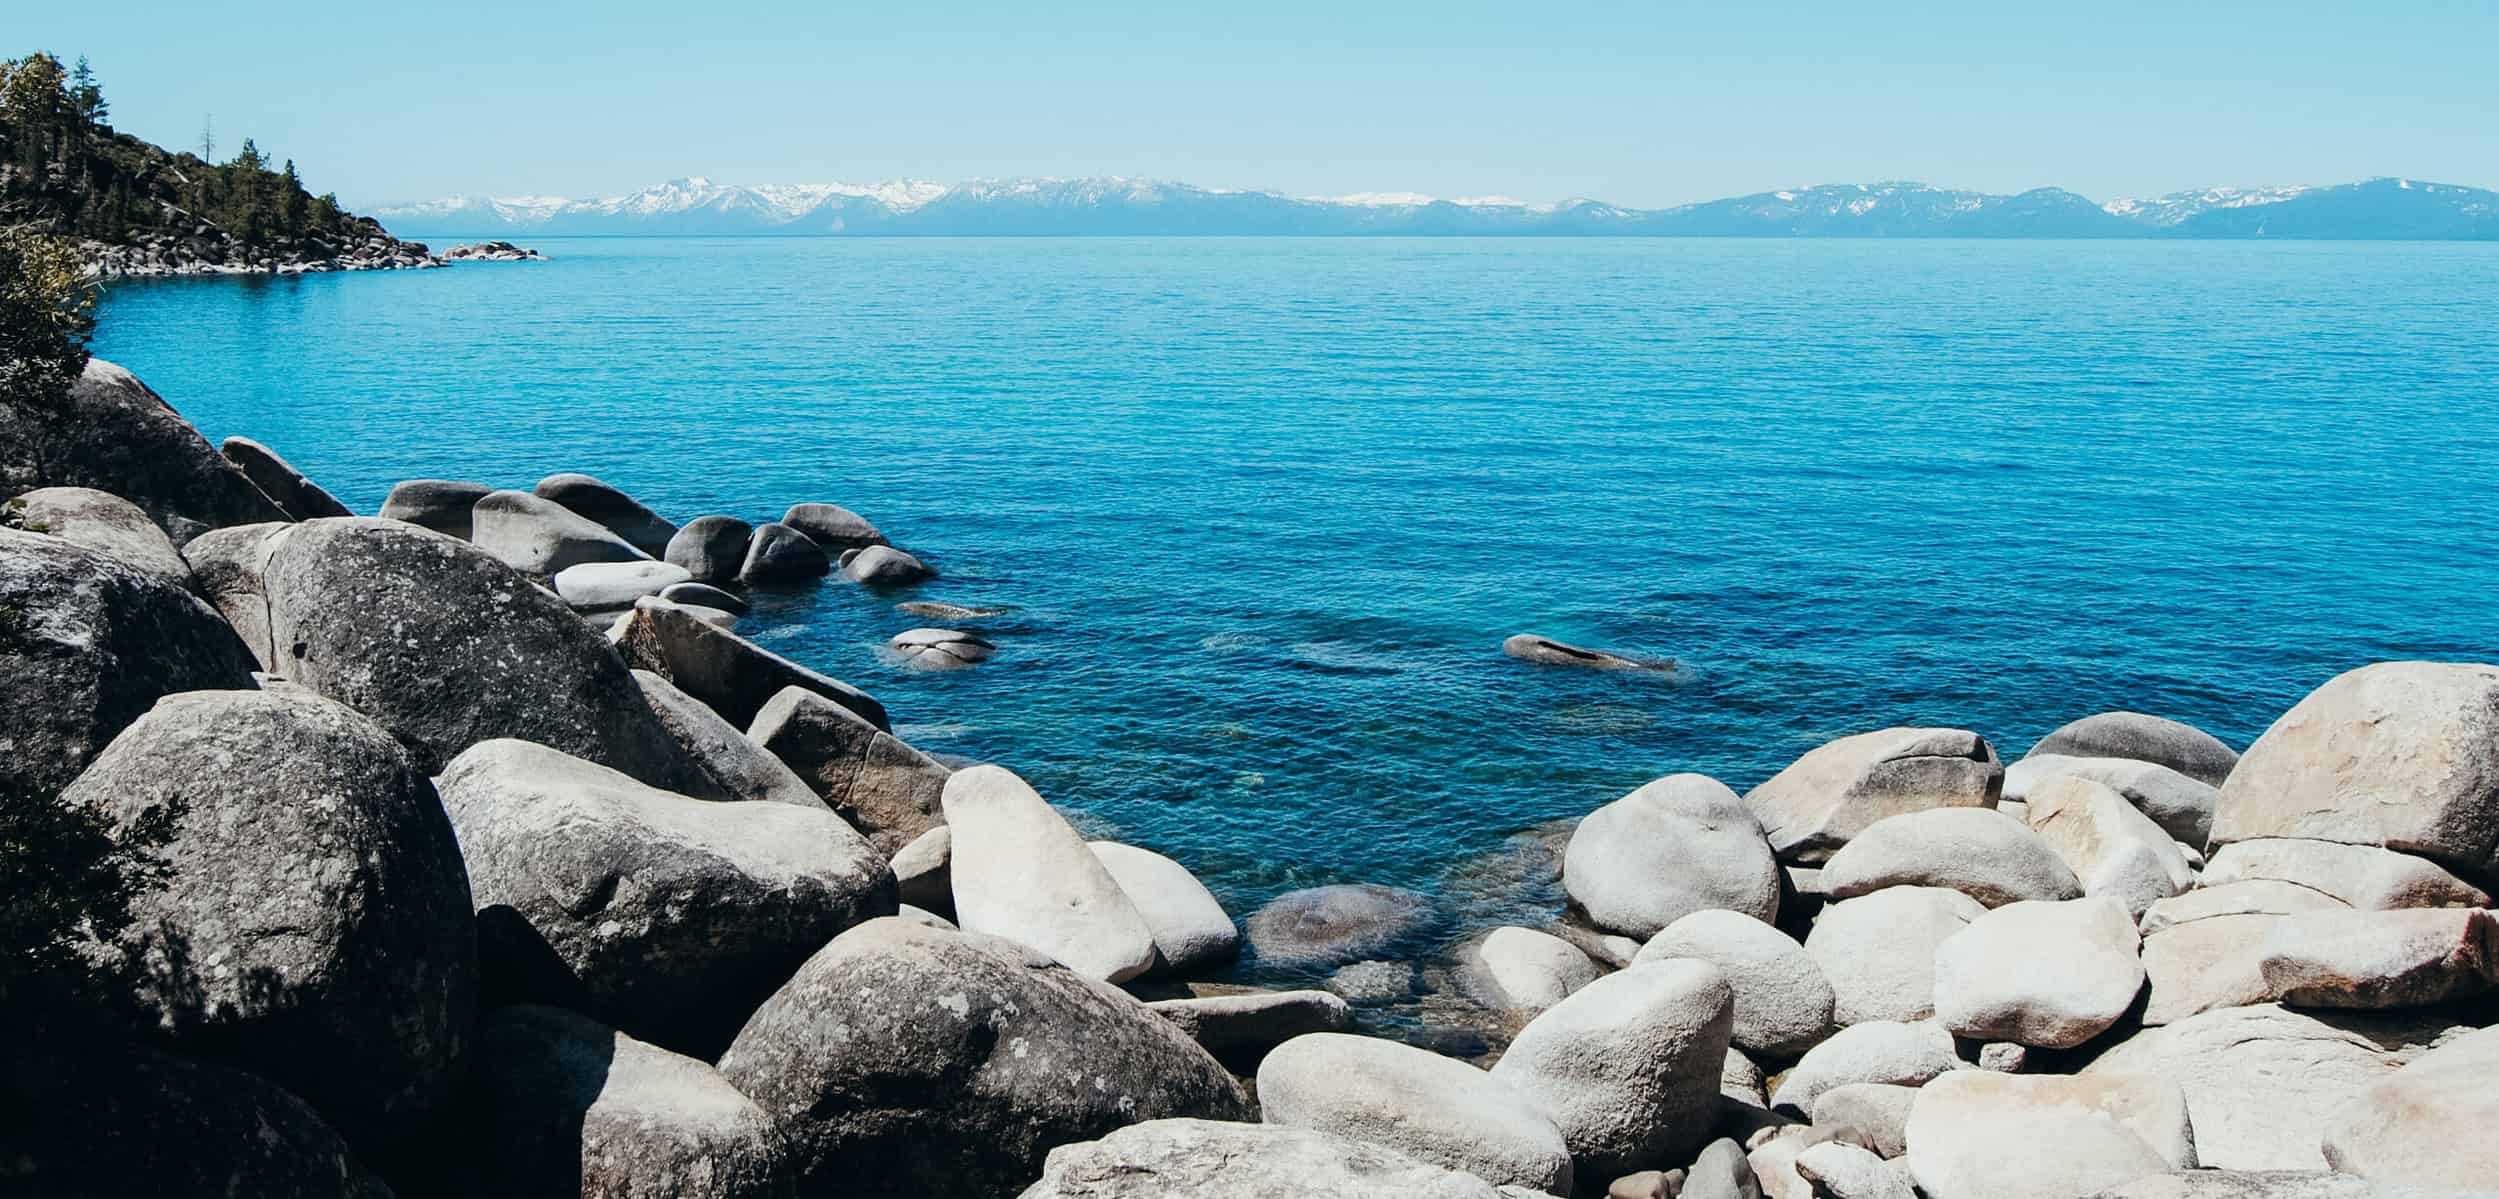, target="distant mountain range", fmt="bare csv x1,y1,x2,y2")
373,176,2499,240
